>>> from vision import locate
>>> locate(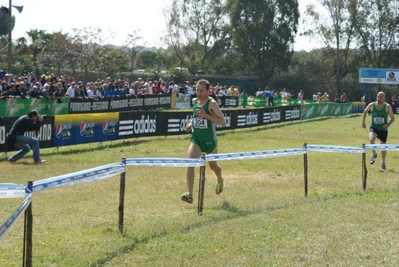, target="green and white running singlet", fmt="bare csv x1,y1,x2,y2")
371,102,388,132
191,97,218,153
